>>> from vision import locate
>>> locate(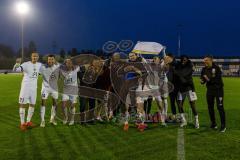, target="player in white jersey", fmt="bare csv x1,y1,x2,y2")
60,59,80,125
147,56,169,126
158,57,170,125
135,56,171,129
39,55,60,127
15,53,42,131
